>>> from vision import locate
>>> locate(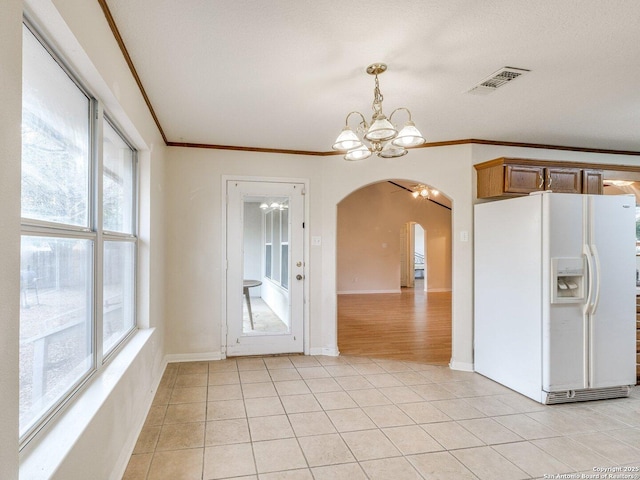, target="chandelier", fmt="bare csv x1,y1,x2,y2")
411,184,438,199
259,201,288,212
332,63,426,161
